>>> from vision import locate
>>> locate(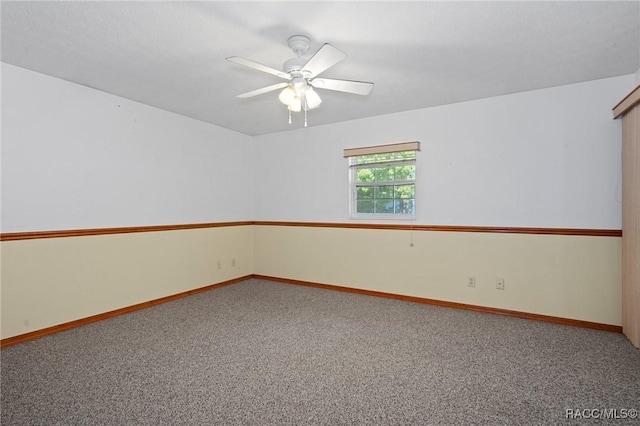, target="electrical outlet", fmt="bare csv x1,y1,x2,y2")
217,261,222,270
496,278,505,290
232,258,236,267
467,276,476,288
